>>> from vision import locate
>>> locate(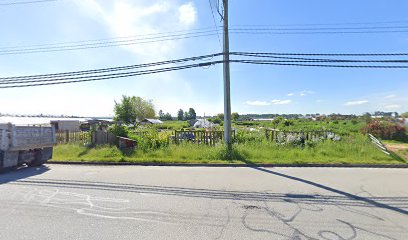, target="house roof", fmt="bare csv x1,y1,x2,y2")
141,118,163,124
